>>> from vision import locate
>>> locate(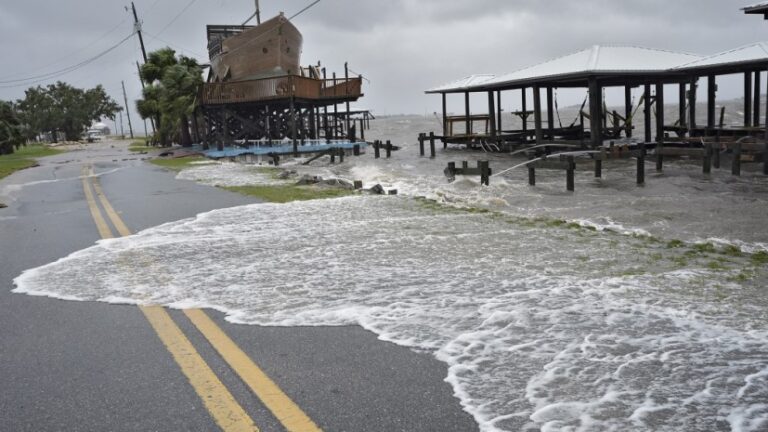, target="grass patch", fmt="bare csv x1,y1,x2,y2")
750,251,768,266
221,185,354,203
149,156,207,172
0,144,63,180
